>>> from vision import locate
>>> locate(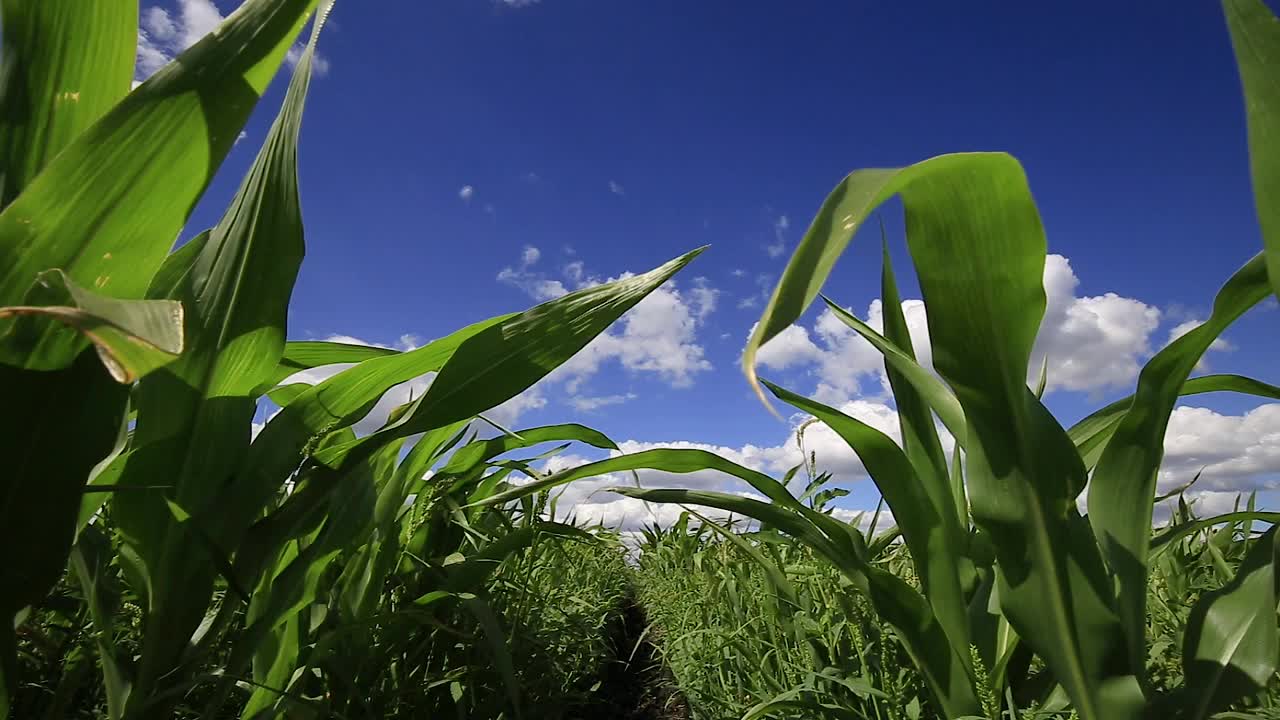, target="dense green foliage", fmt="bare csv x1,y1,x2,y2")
633,481,1279,719
2,1,1280,719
